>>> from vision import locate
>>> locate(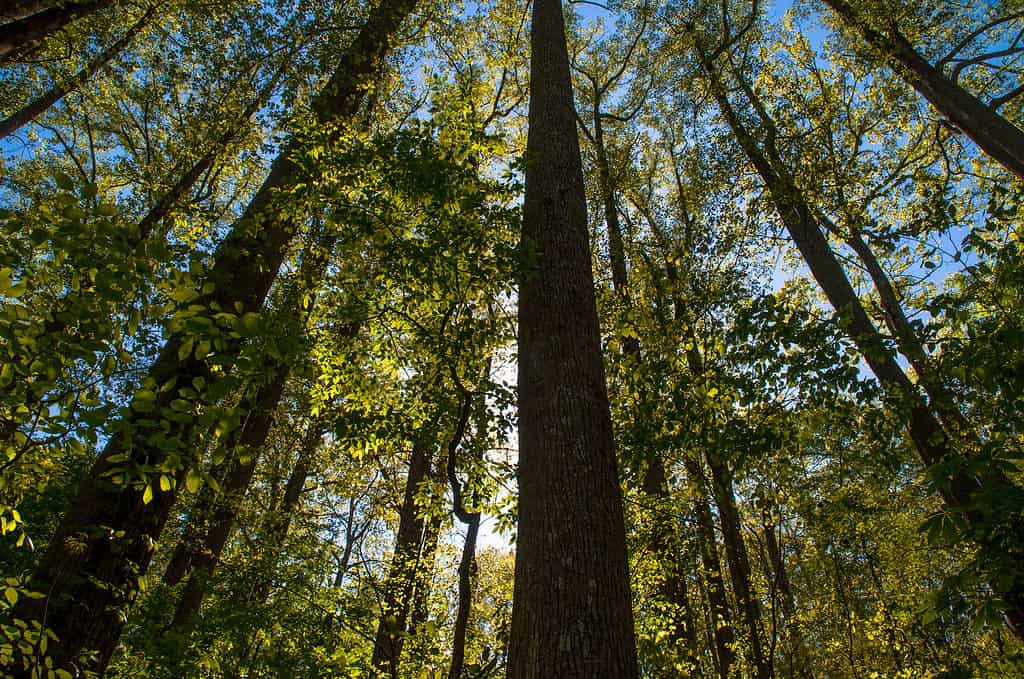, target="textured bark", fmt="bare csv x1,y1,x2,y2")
691,39,1024,640
372,439,434,679
820,0,1024,181
507,0,638,674
0,0,113,60
708,457,770,679
11,0,418,672
0,4,155,139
